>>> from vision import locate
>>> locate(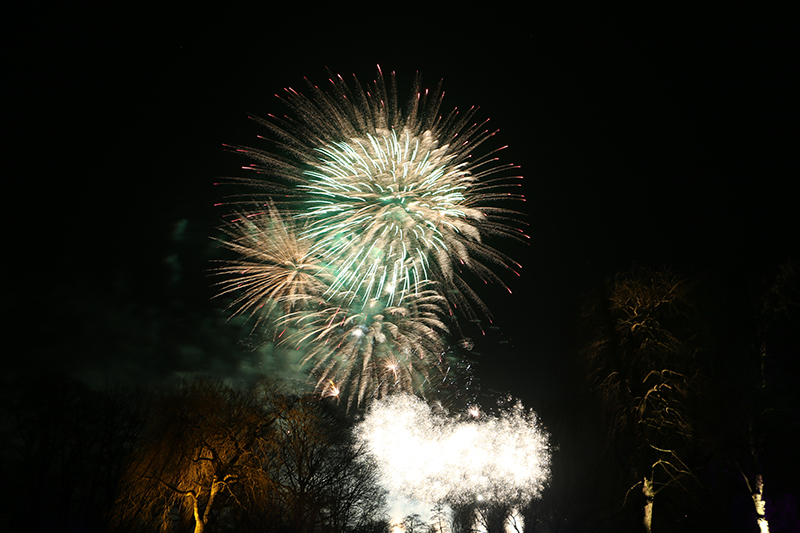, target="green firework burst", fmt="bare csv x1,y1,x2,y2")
216,67,525,407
